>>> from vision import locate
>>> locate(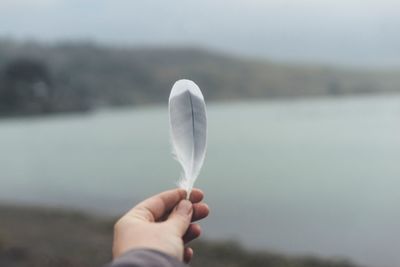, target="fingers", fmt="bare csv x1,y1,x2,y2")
166,200,193,236
129,189,186,221
183,223,201,243
126,188,206,222
189,188,209,222
183,247,193,263
192,203,209,222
